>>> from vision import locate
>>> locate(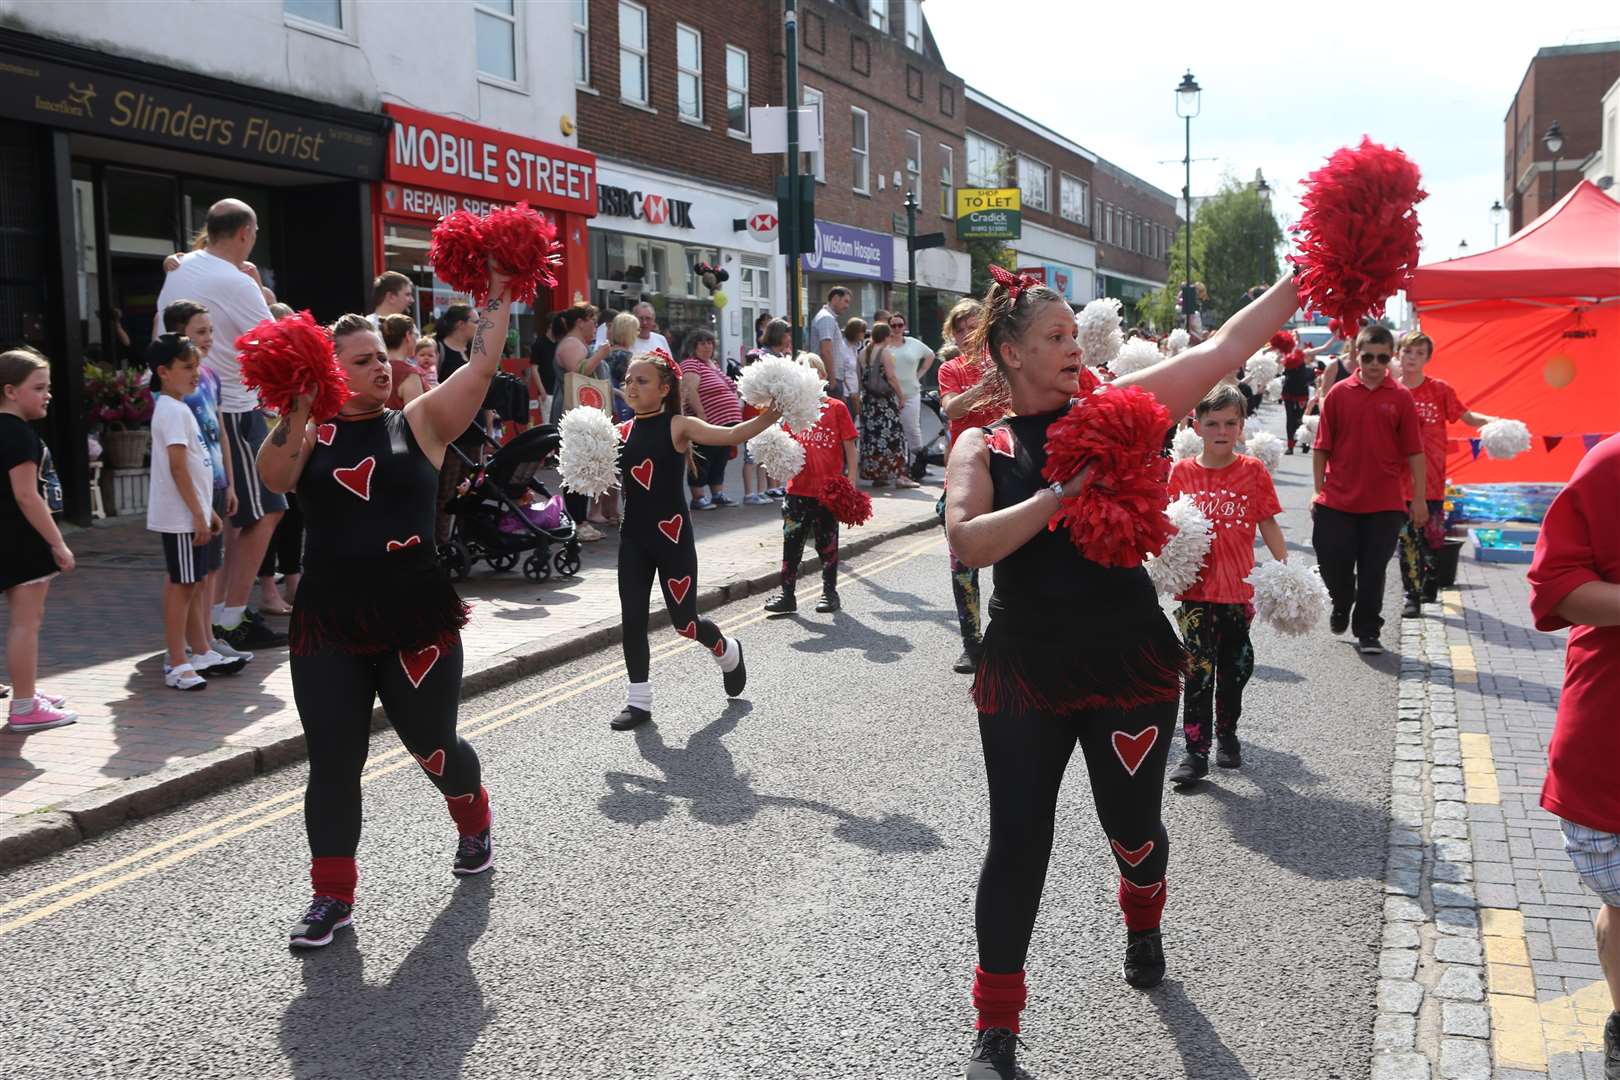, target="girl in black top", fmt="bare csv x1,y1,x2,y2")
944,271,1301,1079
609,350,781,731
258,272,513,949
